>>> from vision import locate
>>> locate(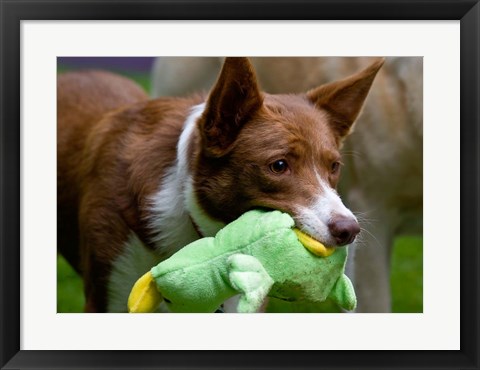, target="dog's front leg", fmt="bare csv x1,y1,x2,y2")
78,190,135,313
